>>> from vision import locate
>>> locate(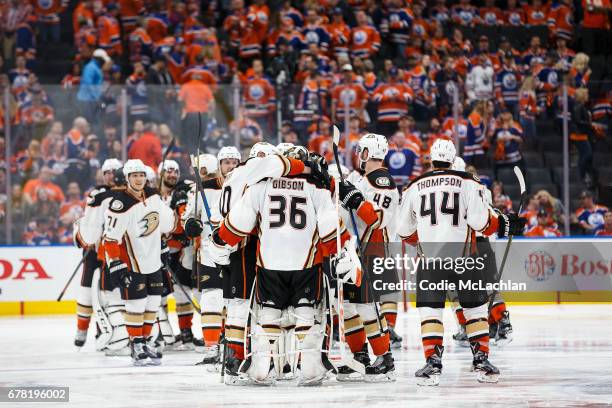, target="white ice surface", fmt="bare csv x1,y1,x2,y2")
1,305,612,408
